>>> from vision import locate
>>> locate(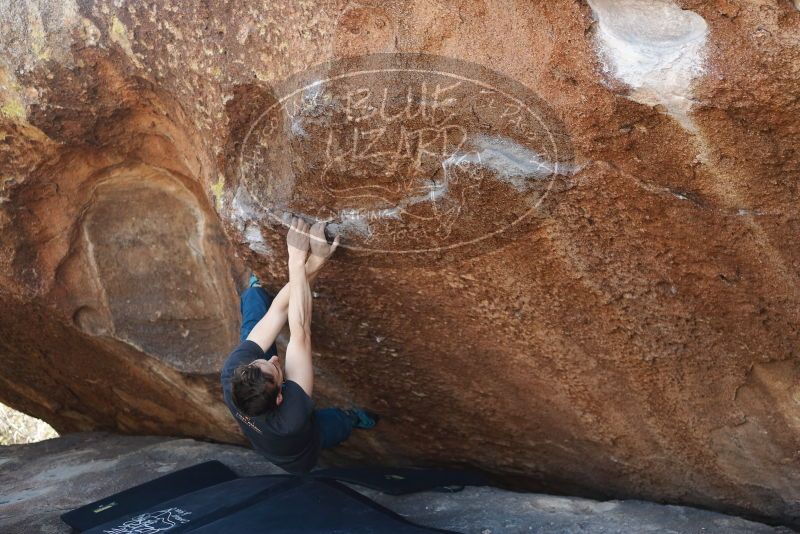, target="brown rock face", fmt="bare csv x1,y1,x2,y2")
0,63,243,441
1,0,799,527
227,53,574,267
